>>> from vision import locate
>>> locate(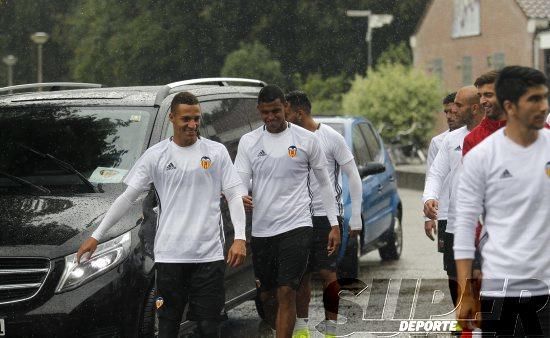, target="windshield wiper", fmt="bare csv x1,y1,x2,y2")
17,144,99,193
0,170,51,195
